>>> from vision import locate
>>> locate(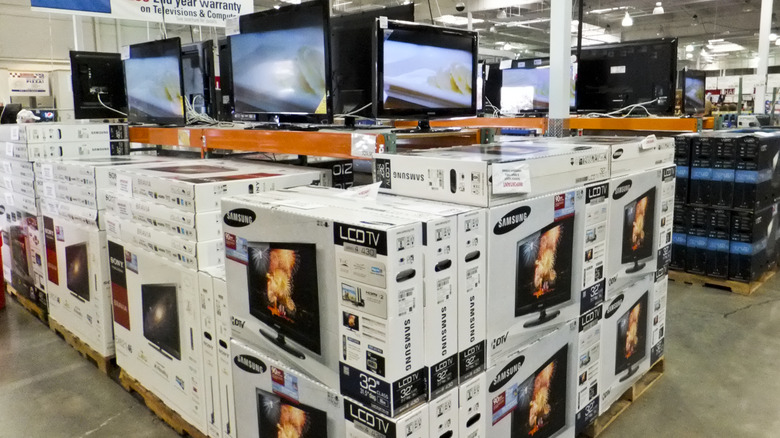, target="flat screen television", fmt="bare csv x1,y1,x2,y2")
124,37,185,126
330,4,414,117
142,283,181,361
576,38,677,115
65,242,90,302
247,242,321,359
256,388,327,438
621,187,656,273
231,0,331,123
511,345,568,438
181,40,217,118
682,69,706,115
515,215,575,327
217,38,234,121
373,20,478,130
69,50,127,119
615,291,648,382
0,104,23,124
500,58,577,113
